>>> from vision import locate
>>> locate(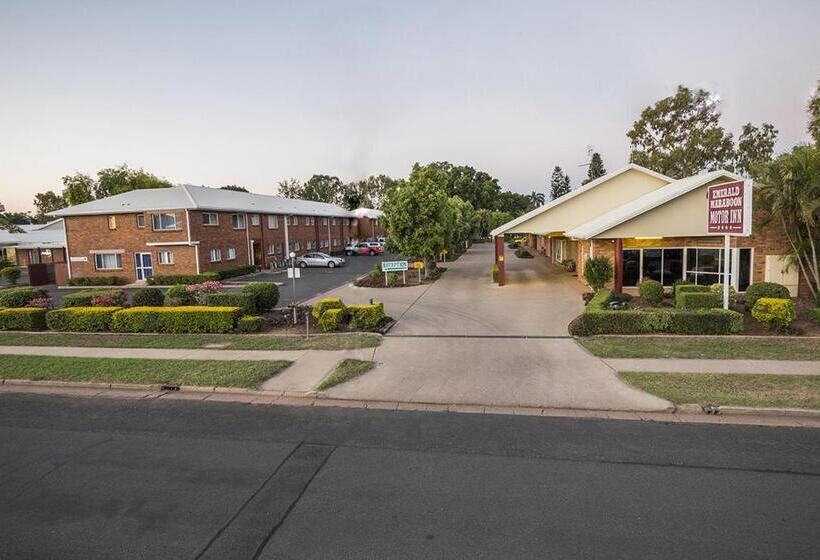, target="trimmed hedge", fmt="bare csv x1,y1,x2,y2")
751,298,796,329
0,308,47,330
491,265,499,283
0,266,22,284
46,307,123,332
318,308,345,332
745,282,790,310
347,302,385,329
216,266,257,280
132,287,165,307
206,292,257,315
241,282,279,312
237,315,265,333
61,289,126,308
0,287,45,308
810,308,820,326
676,291,719,310
111,306,240,333
639,280,663,306
147,272,219,286
165,284,197,306
668,309,743,335
709,283,736,305
312,298,345,320
67,276,126,286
